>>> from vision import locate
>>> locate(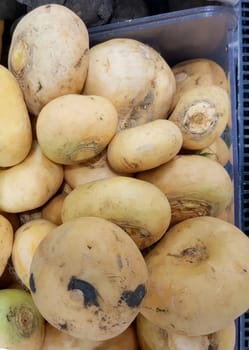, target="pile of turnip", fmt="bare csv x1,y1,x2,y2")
0,3,246,350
